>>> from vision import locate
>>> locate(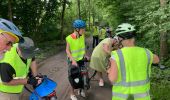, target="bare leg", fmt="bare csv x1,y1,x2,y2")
71,87,75,95
70,86,77,100
98,72,104,86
